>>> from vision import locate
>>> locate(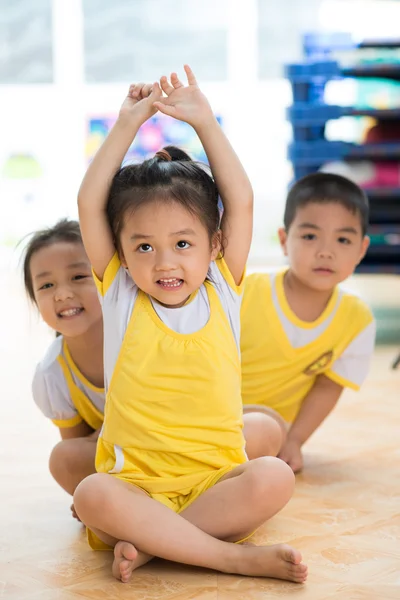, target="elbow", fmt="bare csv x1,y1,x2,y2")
77,189,92,216
77,187,85,210
244,189,254,213
244,182,254,210
248,190,254,210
